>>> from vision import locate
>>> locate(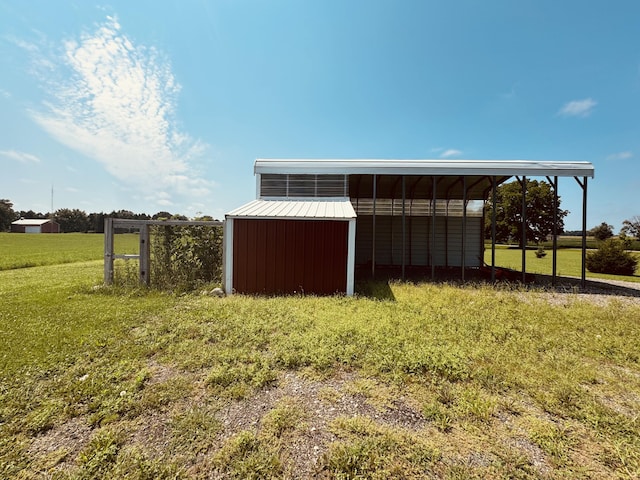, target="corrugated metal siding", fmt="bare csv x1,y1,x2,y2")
355,215,482,267
233,219,348,295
